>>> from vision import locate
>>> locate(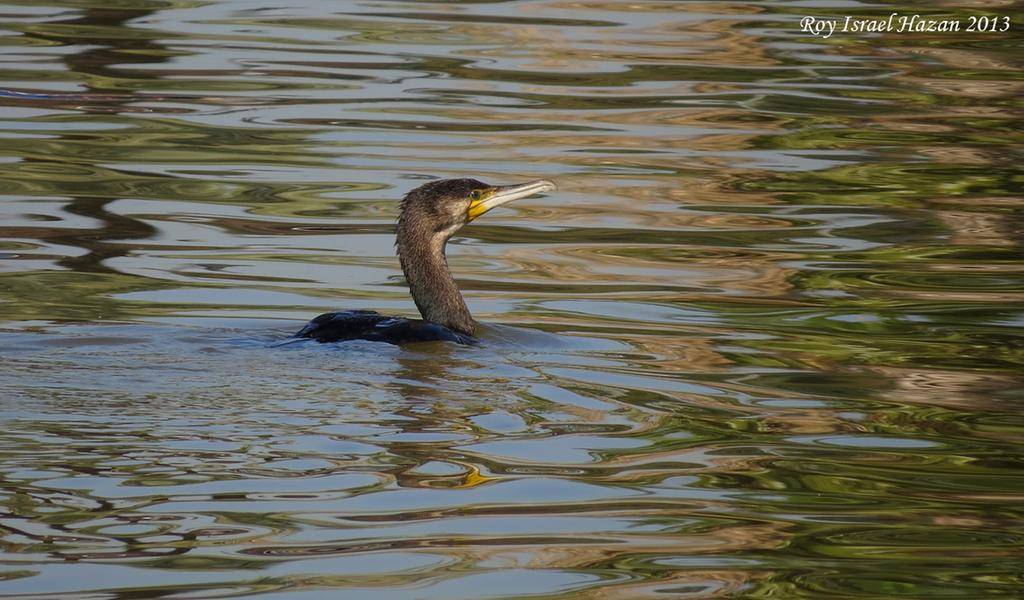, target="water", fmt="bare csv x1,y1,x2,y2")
1,1,1022,598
